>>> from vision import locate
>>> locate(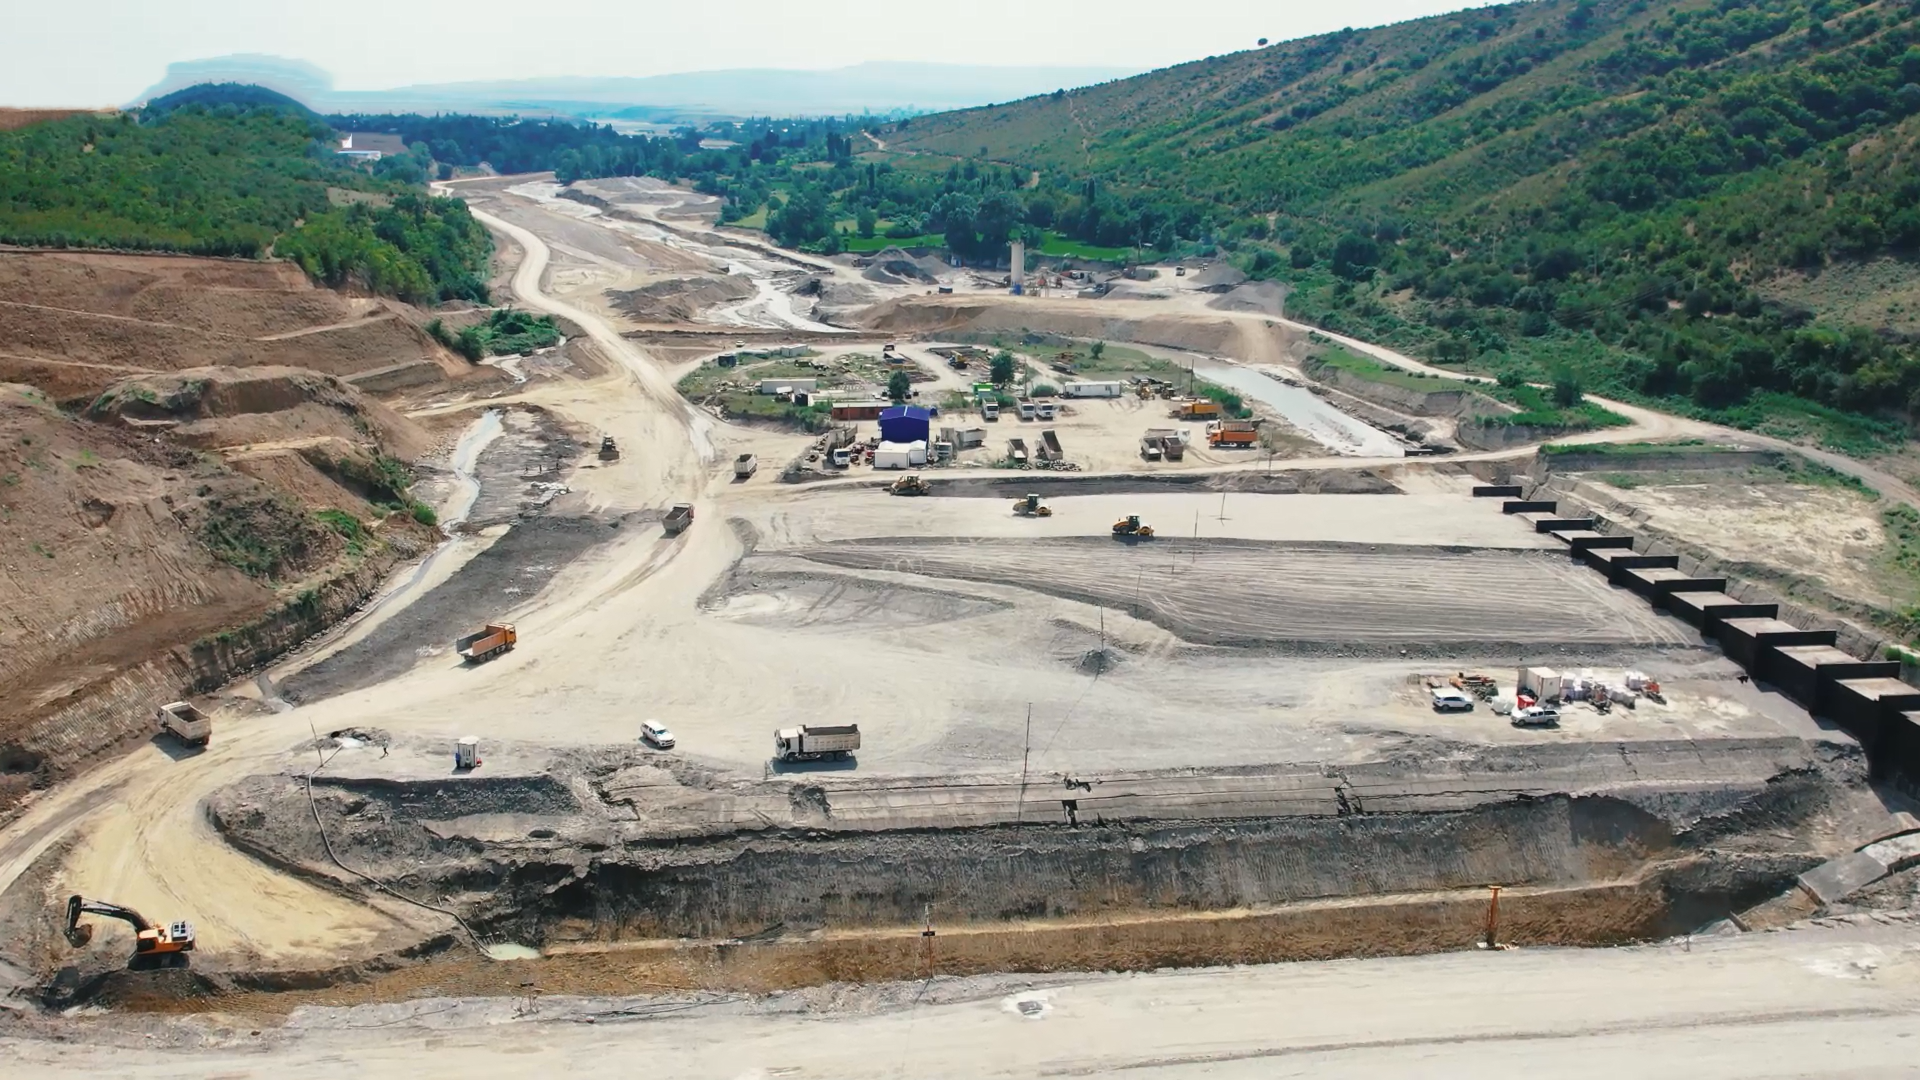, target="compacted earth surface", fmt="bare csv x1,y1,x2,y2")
1,175,1916,1078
